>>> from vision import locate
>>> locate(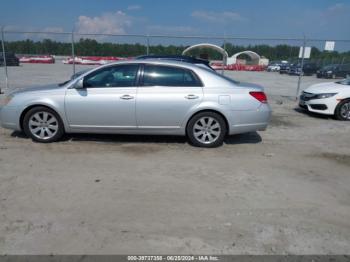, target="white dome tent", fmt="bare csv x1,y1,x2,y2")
182,43,229,66
227,50,263,65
